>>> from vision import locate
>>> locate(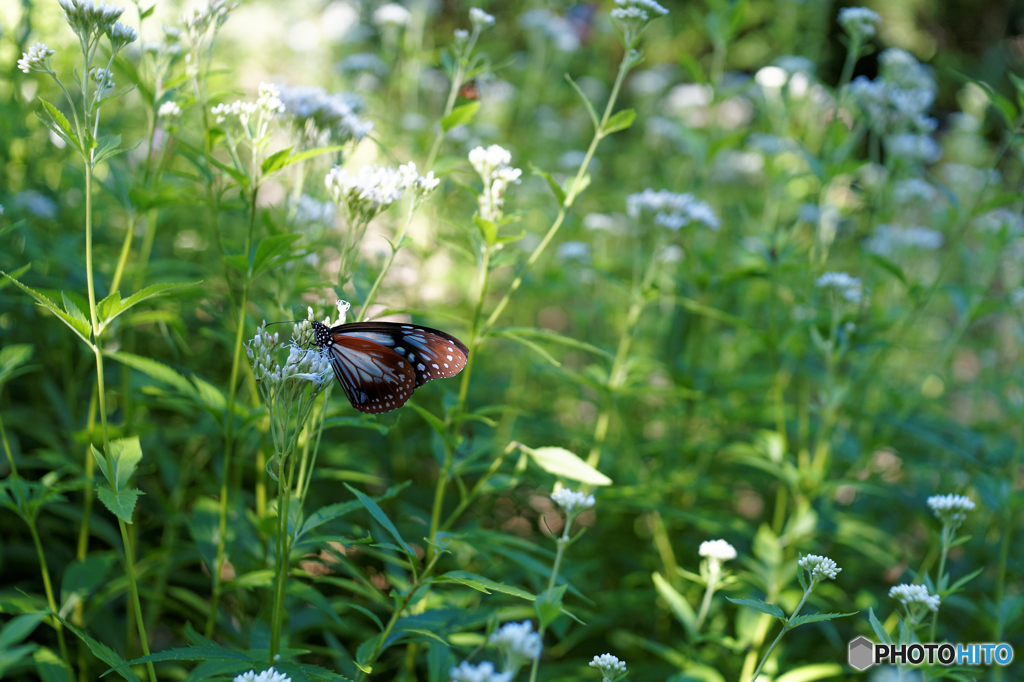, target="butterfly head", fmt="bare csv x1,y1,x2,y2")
311,320,332,349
